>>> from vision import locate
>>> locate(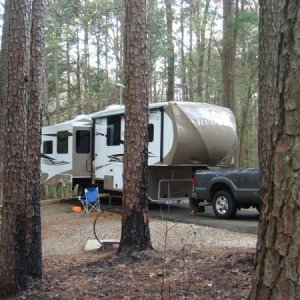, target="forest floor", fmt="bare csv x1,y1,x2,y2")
11,200,256,300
